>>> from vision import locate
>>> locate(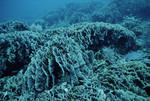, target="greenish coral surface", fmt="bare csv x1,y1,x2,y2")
0,21,150,101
